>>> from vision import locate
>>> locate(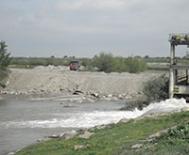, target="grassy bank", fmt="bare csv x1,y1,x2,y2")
16,111,189,155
